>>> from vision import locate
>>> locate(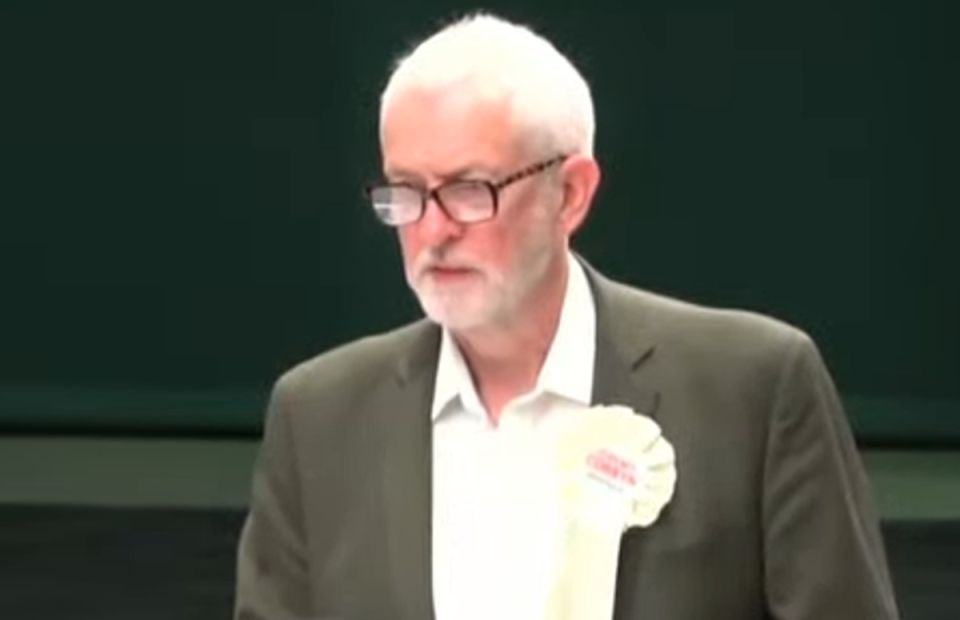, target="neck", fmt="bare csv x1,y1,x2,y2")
452,254,571,422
